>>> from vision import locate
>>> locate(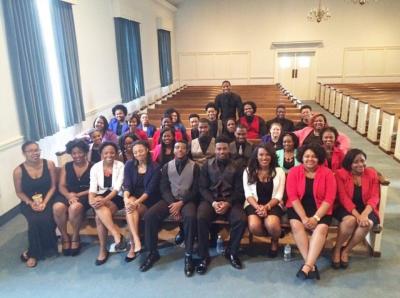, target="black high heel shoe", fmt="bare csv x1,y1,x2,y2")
296,265,308,280
114,234,127,252
308,265,320,280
